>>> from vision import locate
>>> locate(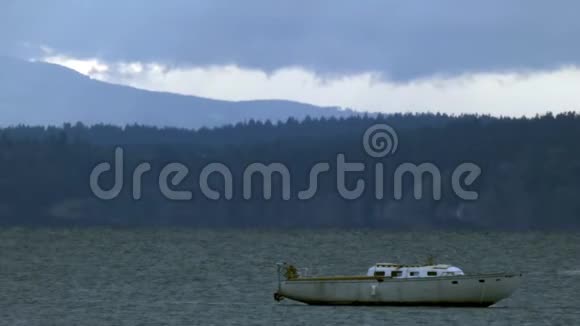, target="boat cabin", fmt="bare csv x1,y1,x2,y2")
367,263,465,278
